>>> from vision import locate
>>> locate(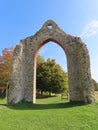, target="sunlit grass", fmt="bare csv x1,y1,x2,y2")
0,95,98,130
